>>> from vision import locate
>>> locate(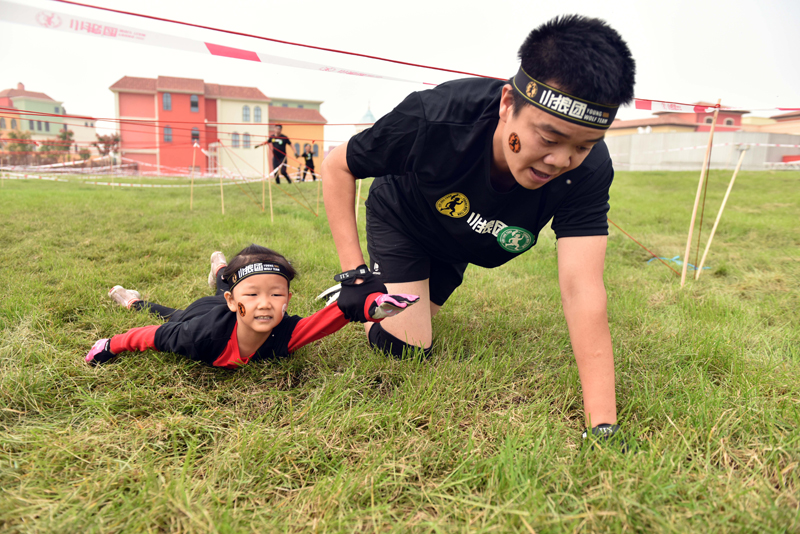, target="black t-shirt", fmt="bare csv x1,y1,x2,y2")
302,150,314,166
346,77,613,269
268,134,291,160
154,295,302,366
